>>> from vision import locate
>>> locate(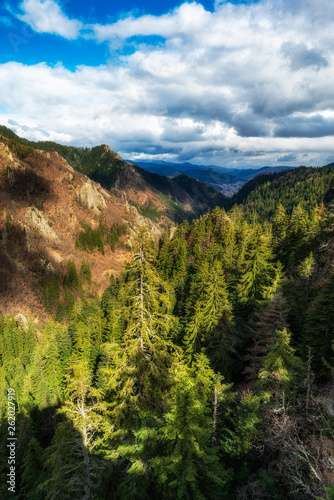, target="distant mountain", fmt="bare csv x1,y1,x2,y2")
225,165,296,181
132,159,297,196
